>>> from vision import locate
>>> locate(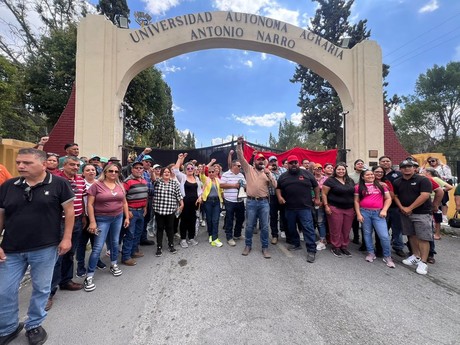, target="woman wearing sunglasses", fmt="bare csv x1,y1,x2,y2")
173,153,203,248
84,163,130,292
